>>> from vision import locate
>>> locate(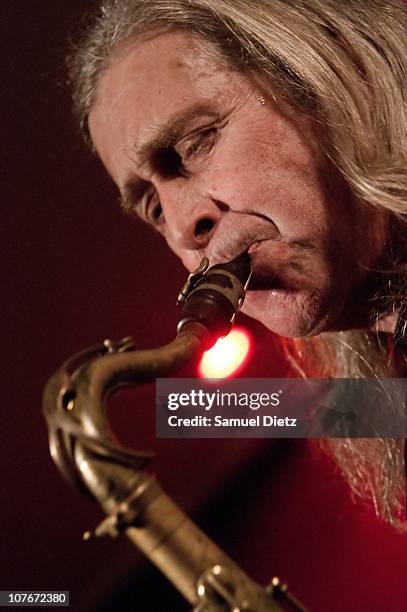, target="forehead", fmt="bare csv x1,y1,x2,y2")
89,30,238,182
